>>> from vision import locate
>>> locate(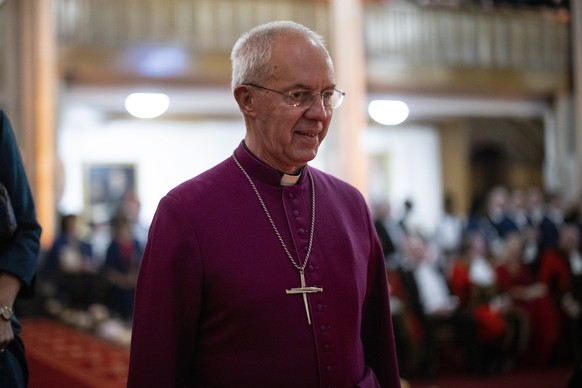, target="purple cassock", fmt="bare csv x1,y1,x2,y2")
127,141,401,388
